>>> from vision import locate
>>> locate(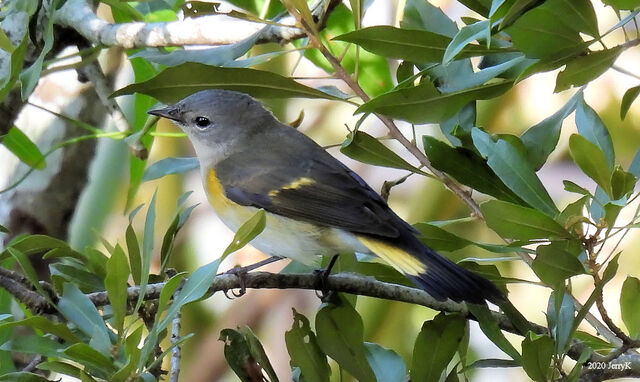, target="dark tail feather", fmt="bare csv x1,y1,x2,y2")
408,245,504,304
